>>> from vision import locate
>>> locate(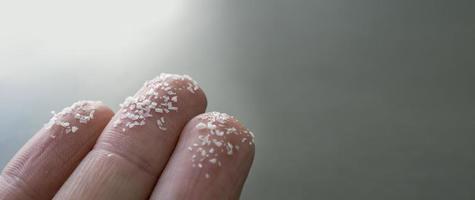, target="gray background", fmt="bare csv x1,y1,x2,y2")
1,0,475,199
